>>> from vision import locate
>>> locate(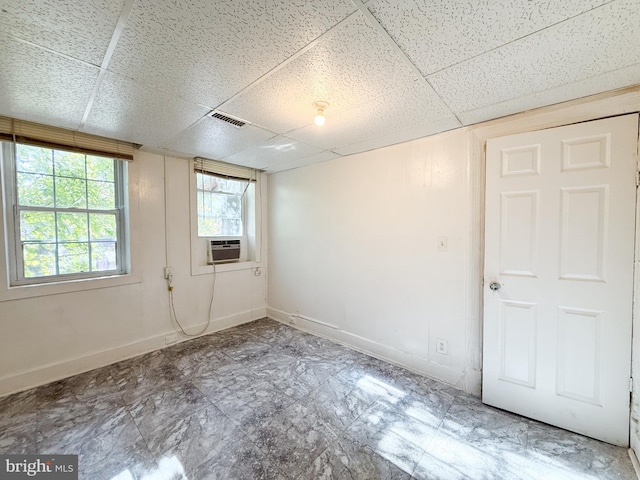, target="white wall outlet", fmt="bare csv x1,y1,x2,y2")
437,236,448,252
436,338,448,355
165,333,178,344
164,266,173,279
289,315,296,325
